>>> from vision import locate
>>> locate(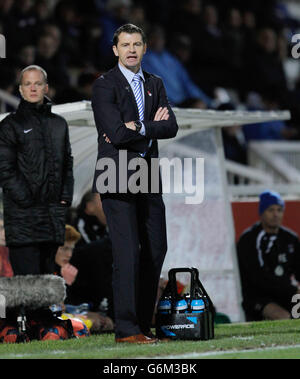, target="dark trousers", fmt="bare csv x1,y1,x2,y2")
9,242,59,275
101,192,167,339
